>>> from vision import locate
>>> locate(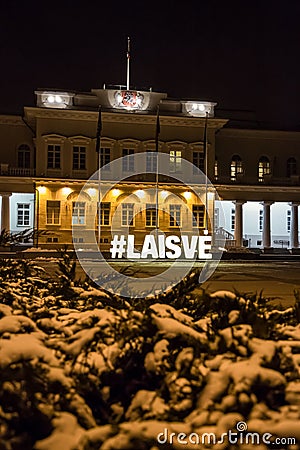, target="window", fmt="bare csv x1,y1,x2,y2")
47,145,61,169
169,205,181,227
145,204,157,227
258,156,271,182
17,203,30,226
122,203,134,226
122,149,134,171
98,202,110,226
72,202,85,225
214,159,218,180
170,150,182,173
287,157,297,177
146,151,157,172
73,237,84,243
100,148,110,170
73,146,86,170
193,152,204,173
259,210,263,232
192,205,205,227
214,207,220,229
18,144,31,168
231,155,243,181
287,210,291,232
231,208,235,231
46,201,60,224
47,237,59,243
